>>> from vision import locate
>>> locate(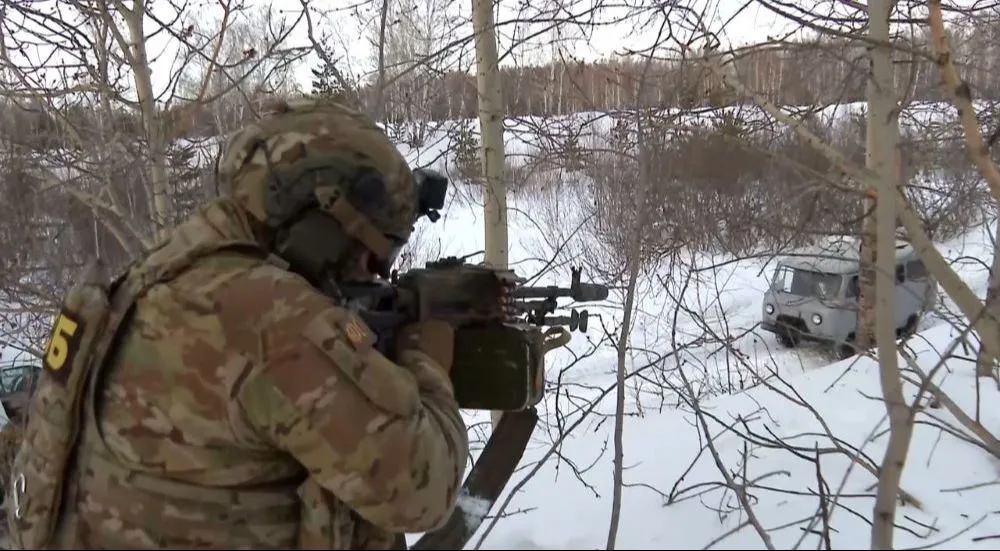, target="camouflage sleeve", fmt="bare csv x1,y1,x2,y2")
220,267,468,534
